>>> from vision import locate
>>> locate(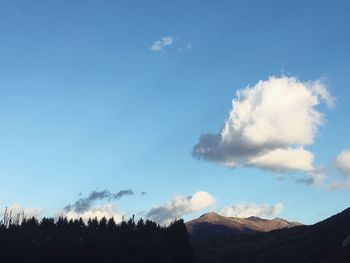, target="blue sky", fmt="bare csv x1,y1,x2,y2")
0,0,349,225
